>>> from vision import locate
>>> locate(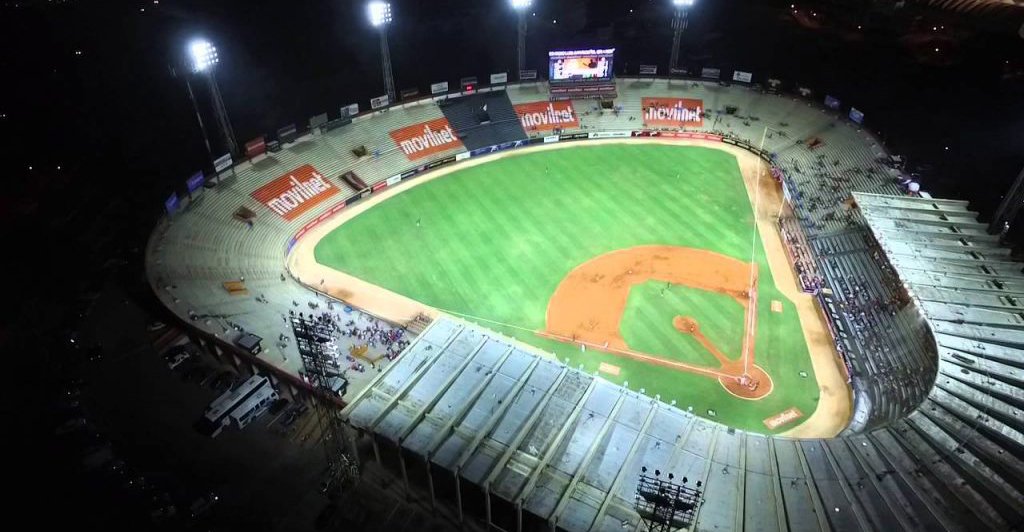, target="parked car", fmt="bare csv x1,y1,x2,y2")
167,351,191,370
